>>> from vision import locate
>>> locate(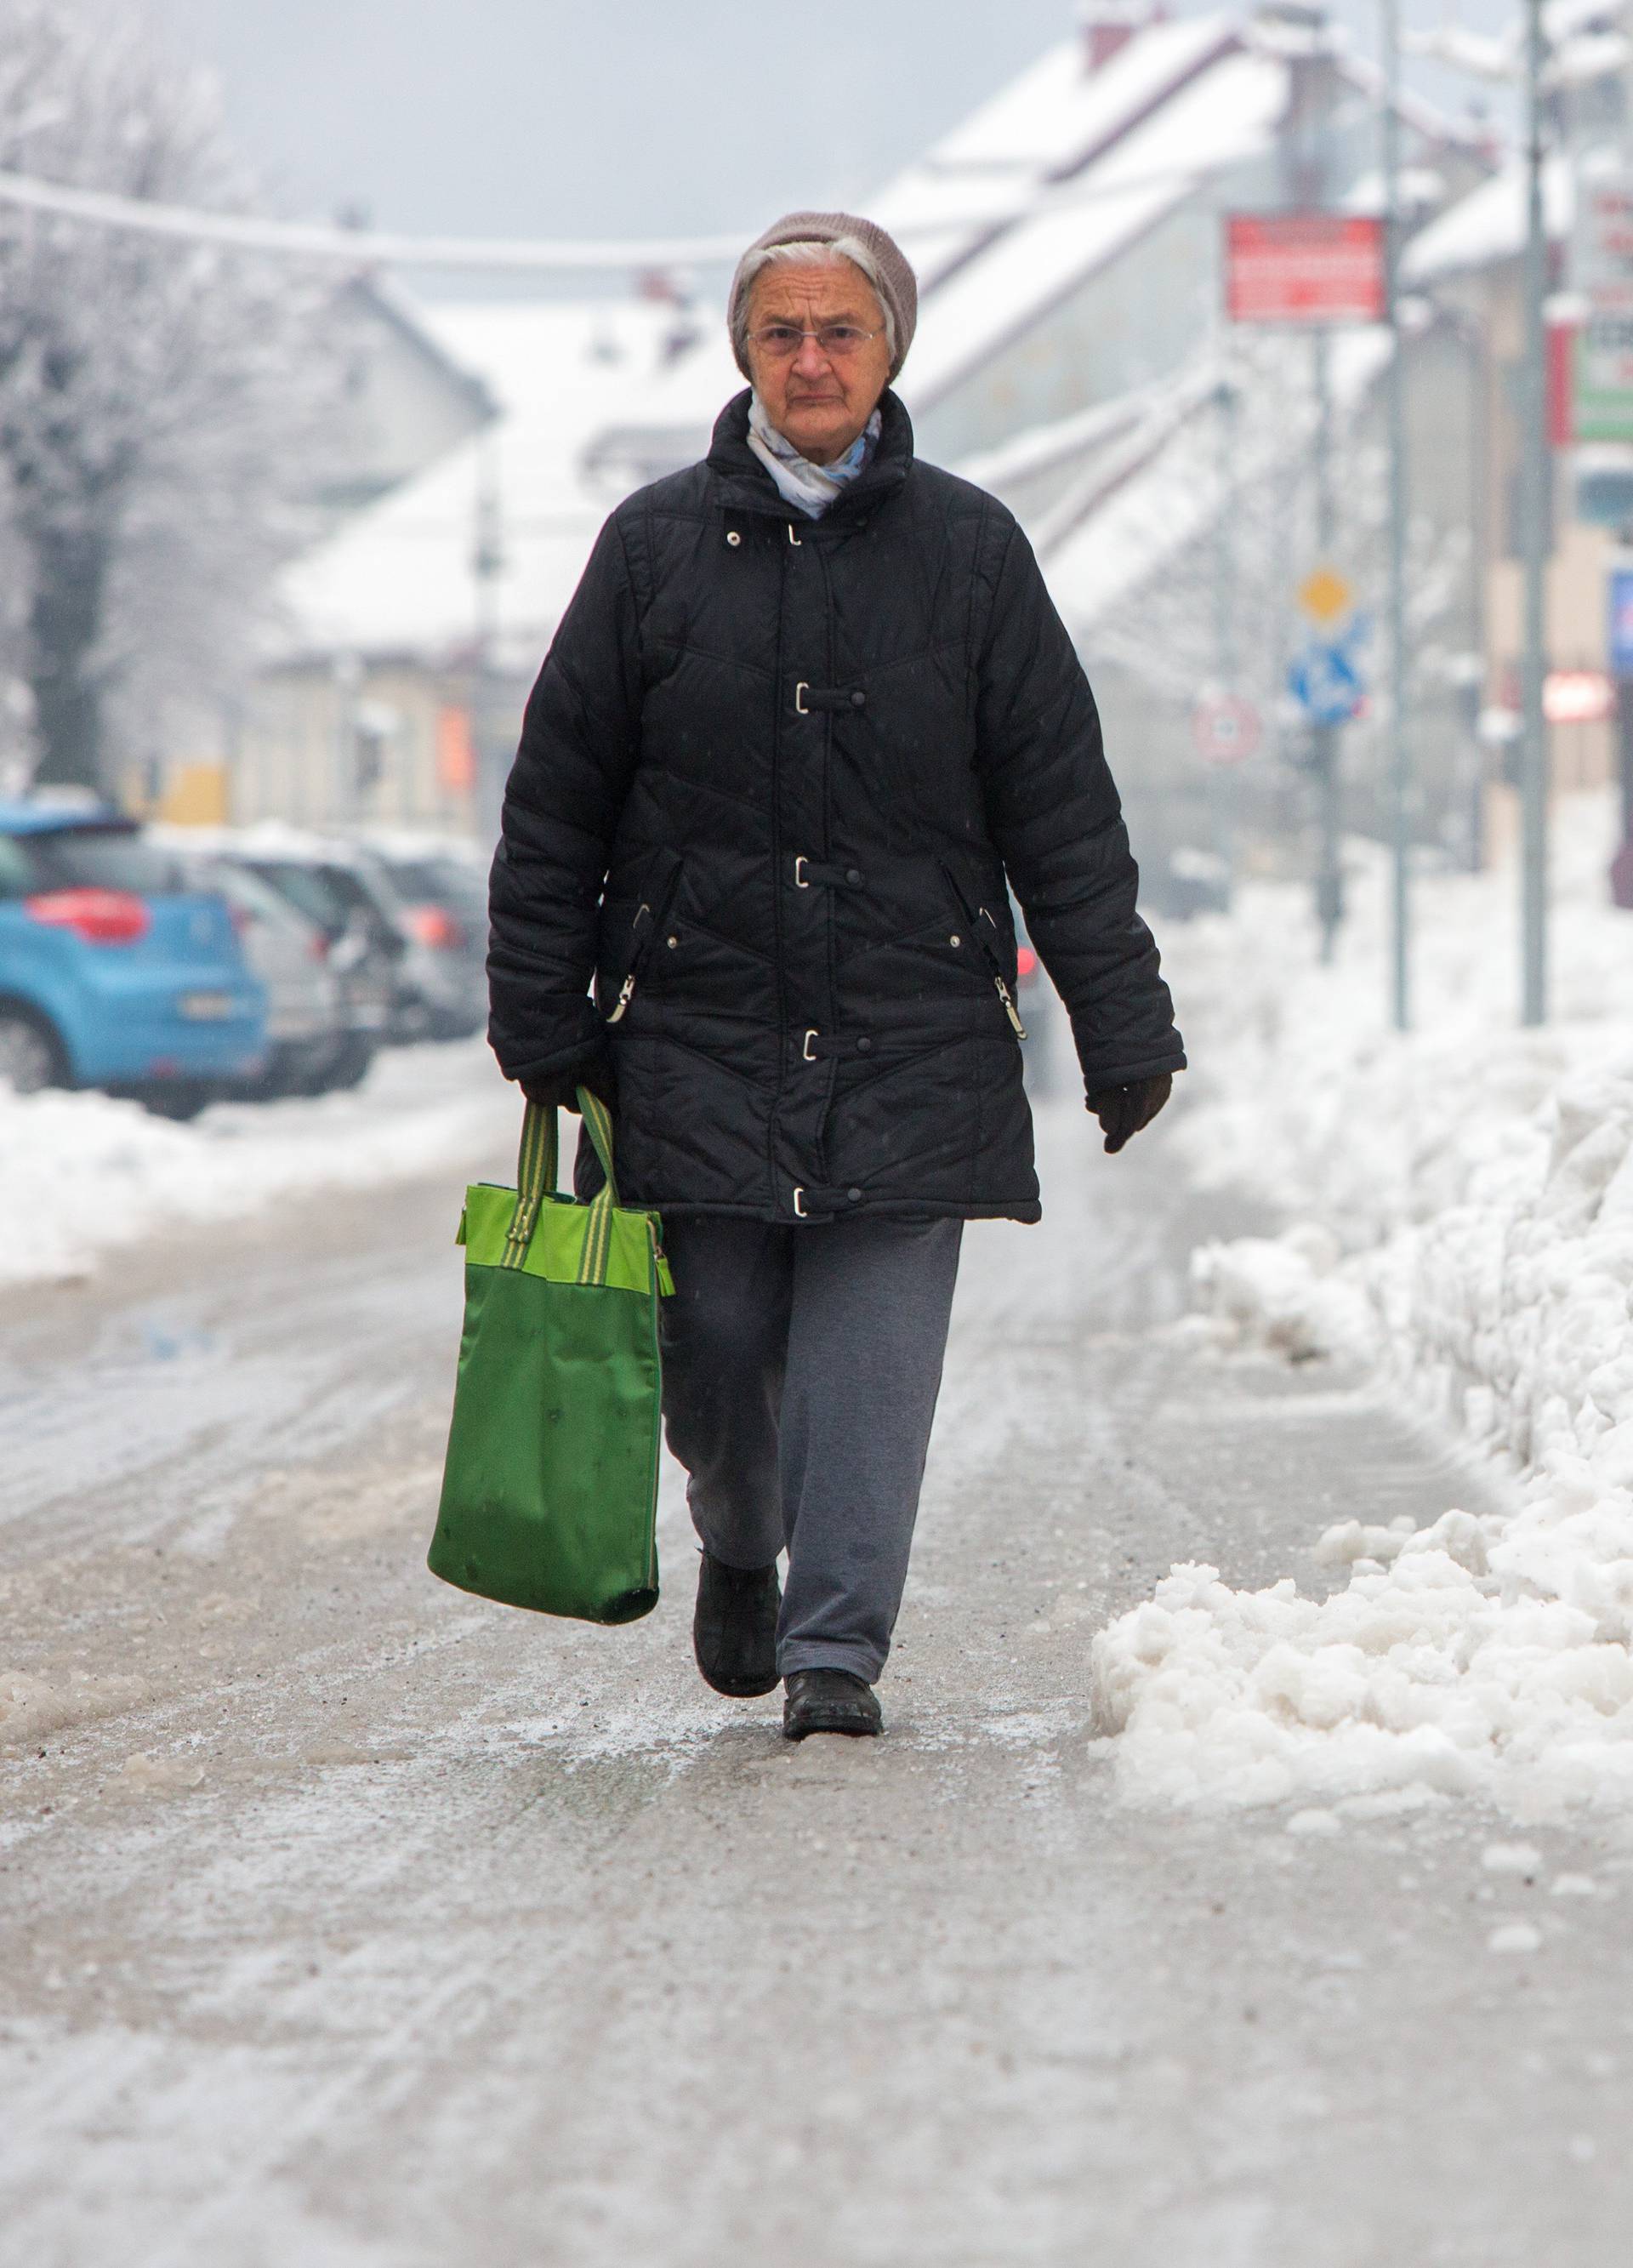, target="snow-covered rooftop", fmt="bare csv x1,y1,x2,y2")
276,300,683,667
581,14,1266,460
580,8,1482,471
1401,151,1574,282
958,390,1156,491
868,12,1239,288
902,46,1288,412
